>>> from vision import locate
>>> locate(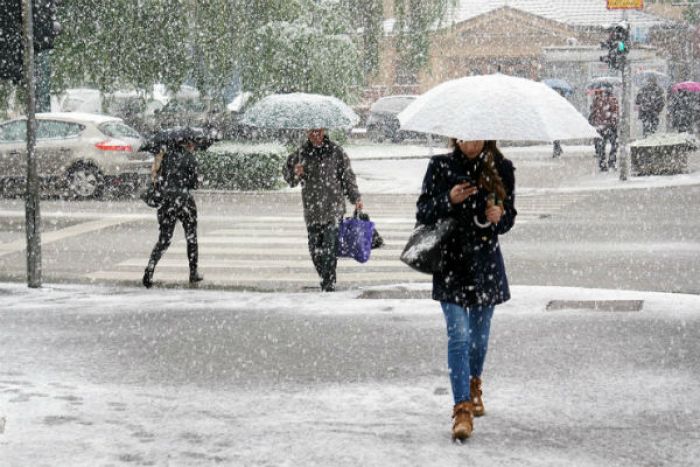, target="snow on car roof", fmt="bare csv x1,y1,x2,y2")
370,95,417,113
36,112,123,124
